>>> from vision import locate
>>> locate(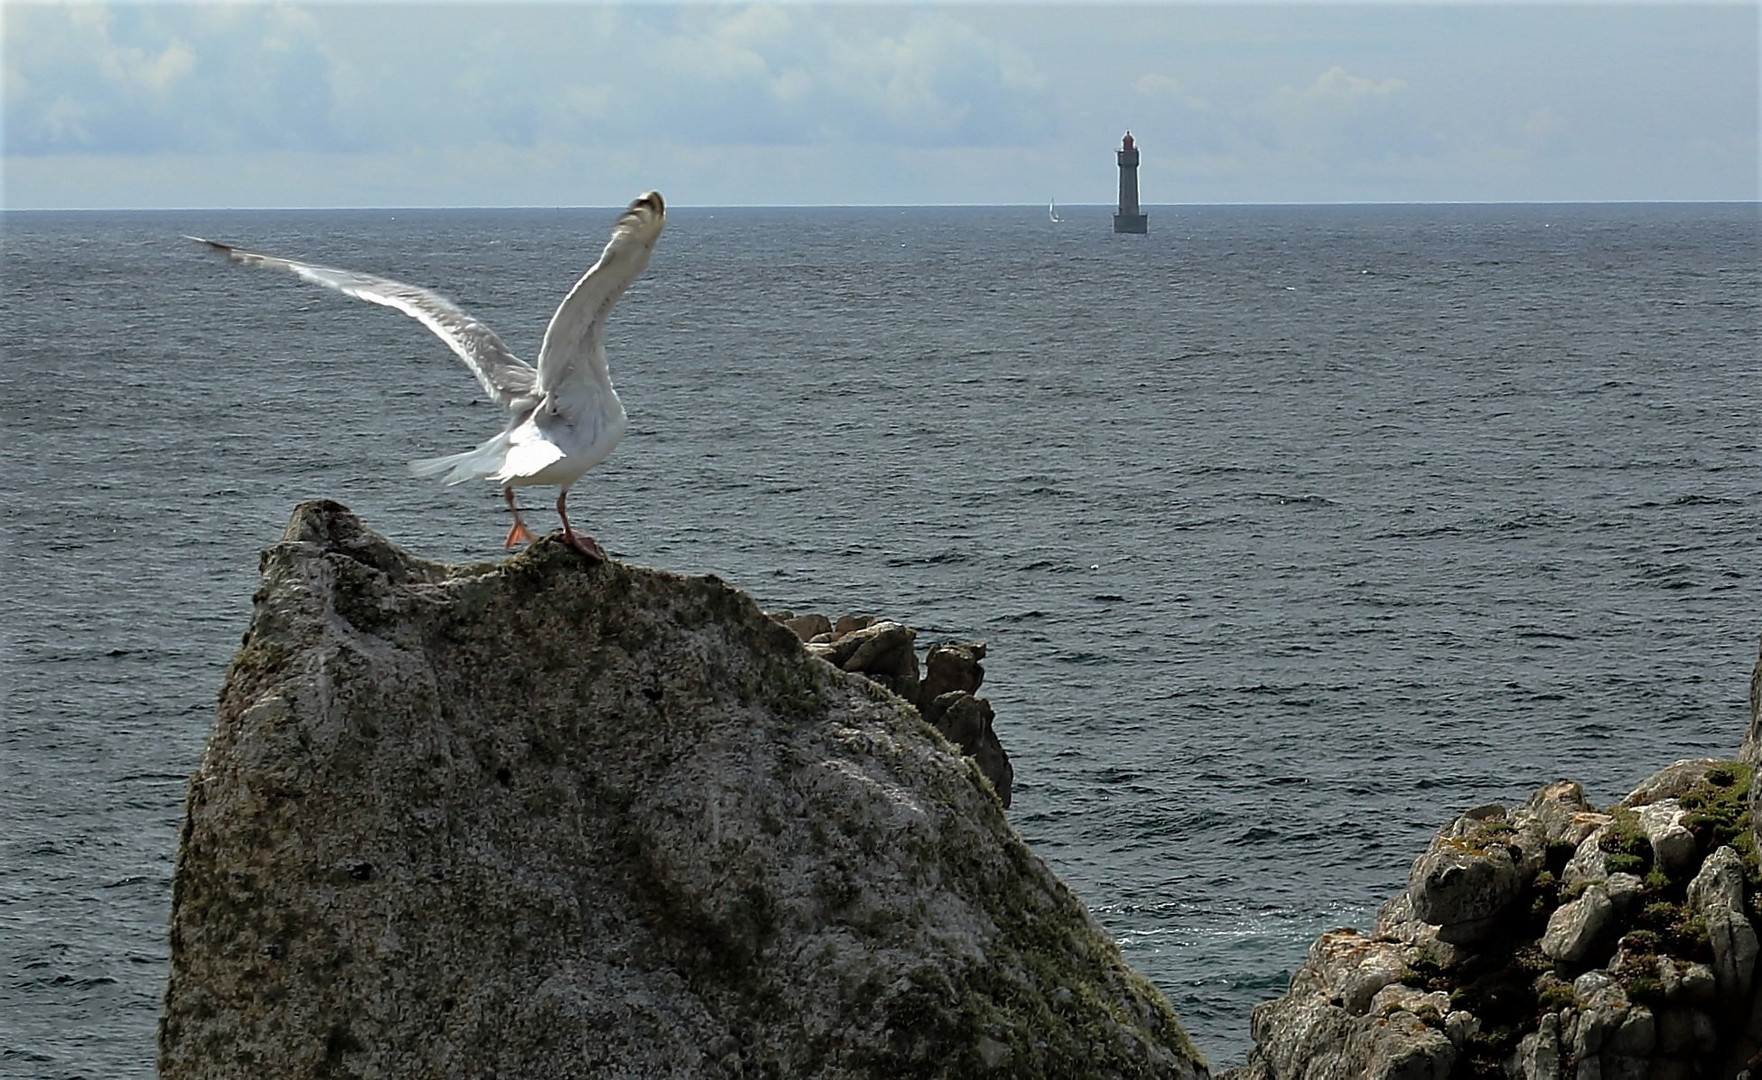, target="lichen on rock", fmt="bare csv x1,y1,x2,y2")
159,501,1207,1080
1226,755,1762,1080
